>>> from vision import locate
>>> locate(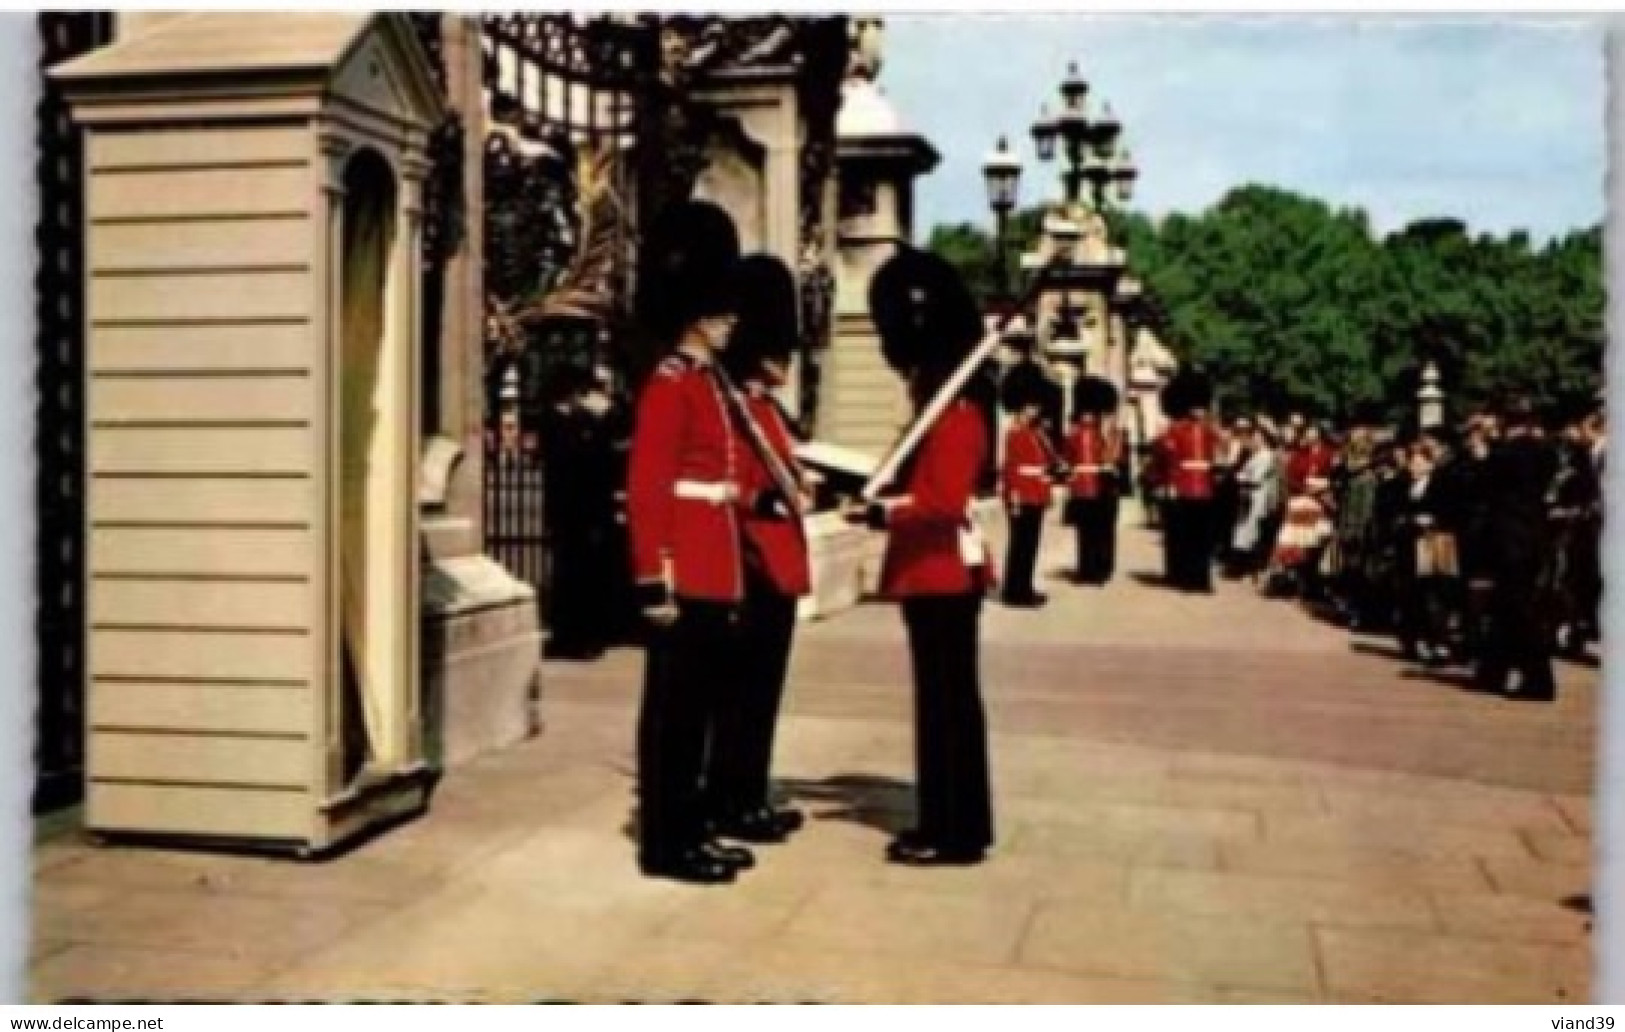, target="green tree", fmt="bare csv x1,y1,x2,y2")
925,185,1604,423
